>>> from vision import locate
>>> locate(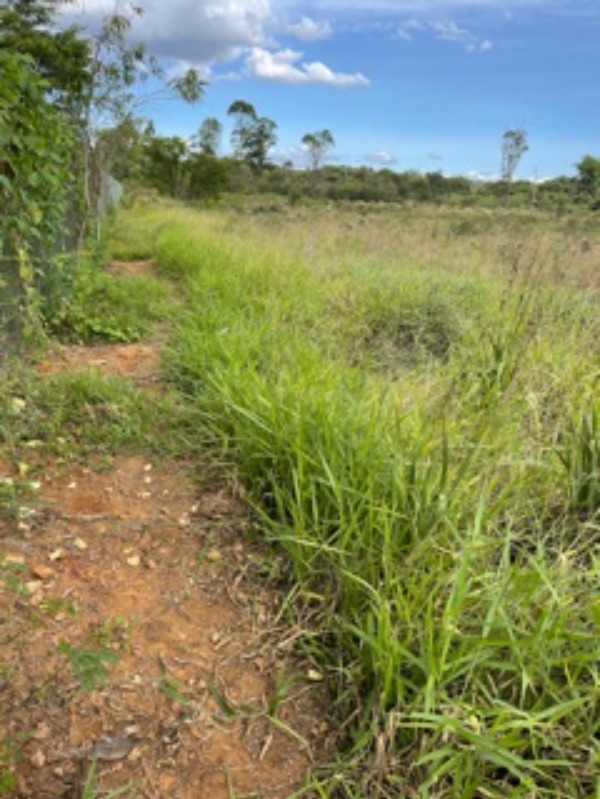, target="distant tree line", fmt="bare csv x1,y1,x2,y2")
108,111,600,211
